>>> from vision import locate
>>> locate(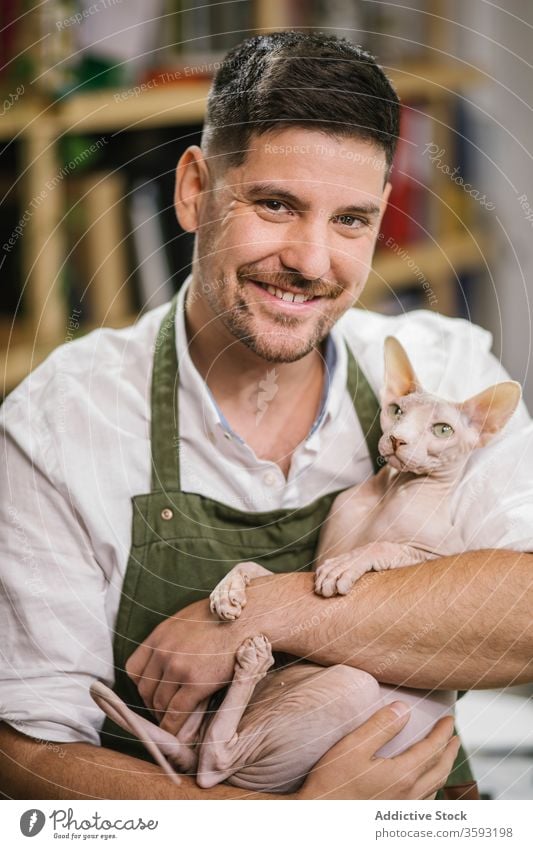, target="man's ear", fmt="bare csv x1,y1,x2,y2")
461,381,522,445
382,336,422,404
174,145,210,233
